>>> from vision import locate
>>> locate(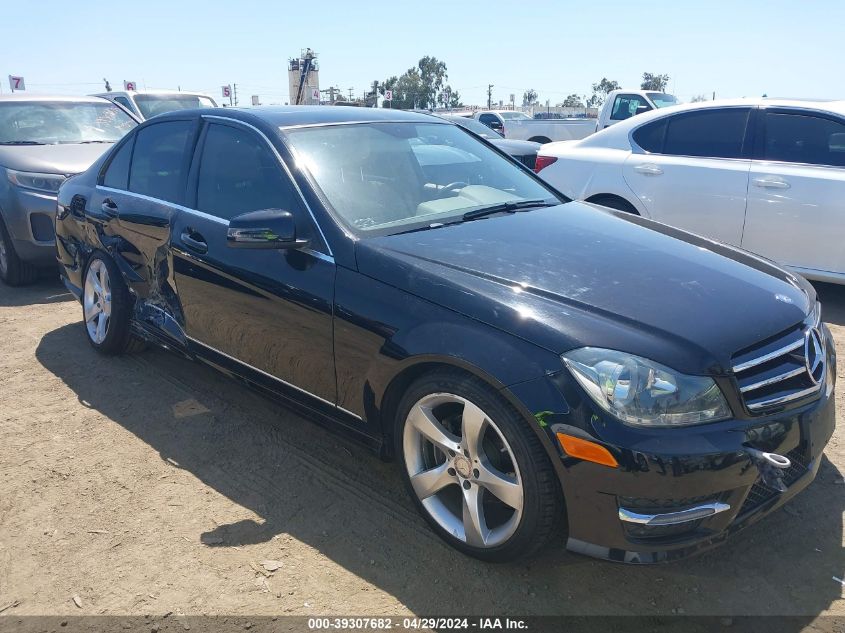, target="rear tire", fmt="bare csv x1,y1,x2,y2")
586,194,639,215
82,252,145,355
395,368,563,562
0,216,38,286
